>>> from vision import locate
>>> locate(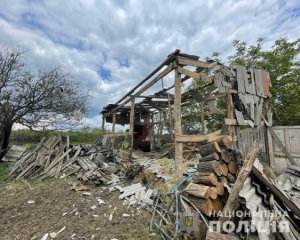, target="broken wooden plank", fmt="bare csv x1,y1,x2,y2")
176,134,230,143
